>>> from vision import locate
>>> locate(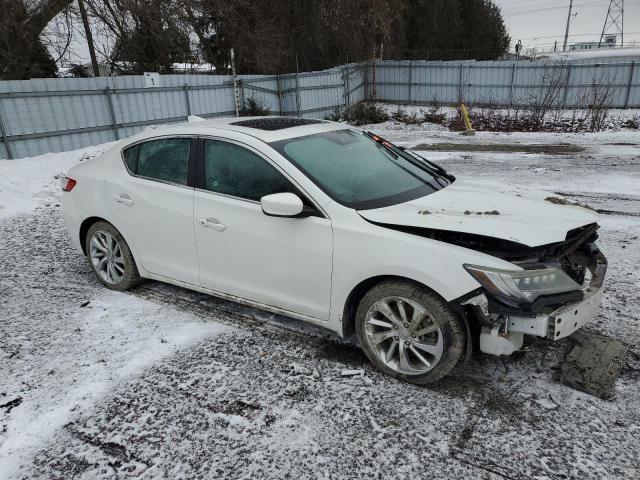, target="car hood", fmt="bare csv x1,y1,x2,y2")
358,178,598,247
